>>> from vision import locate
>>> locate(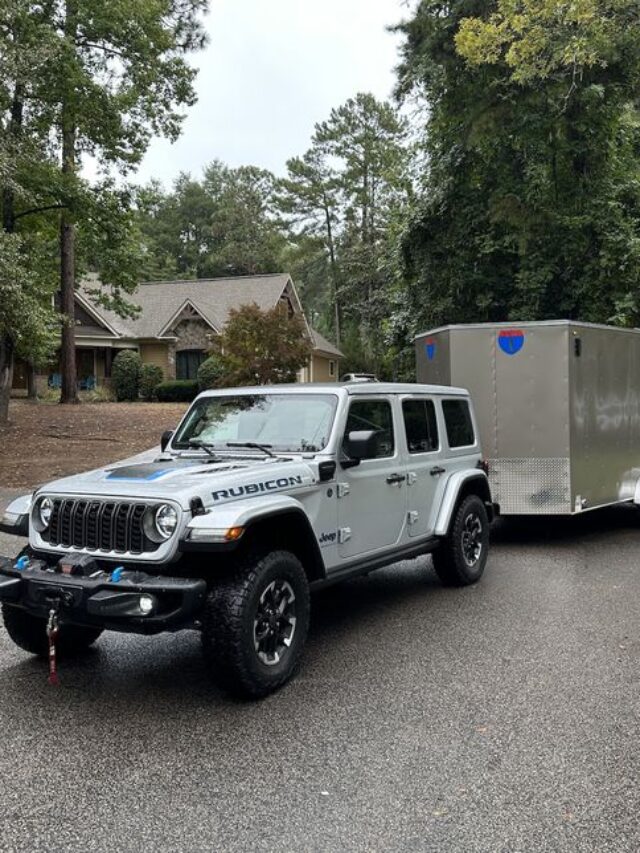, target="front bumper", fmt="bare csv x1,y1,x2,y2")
0,556,206,635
